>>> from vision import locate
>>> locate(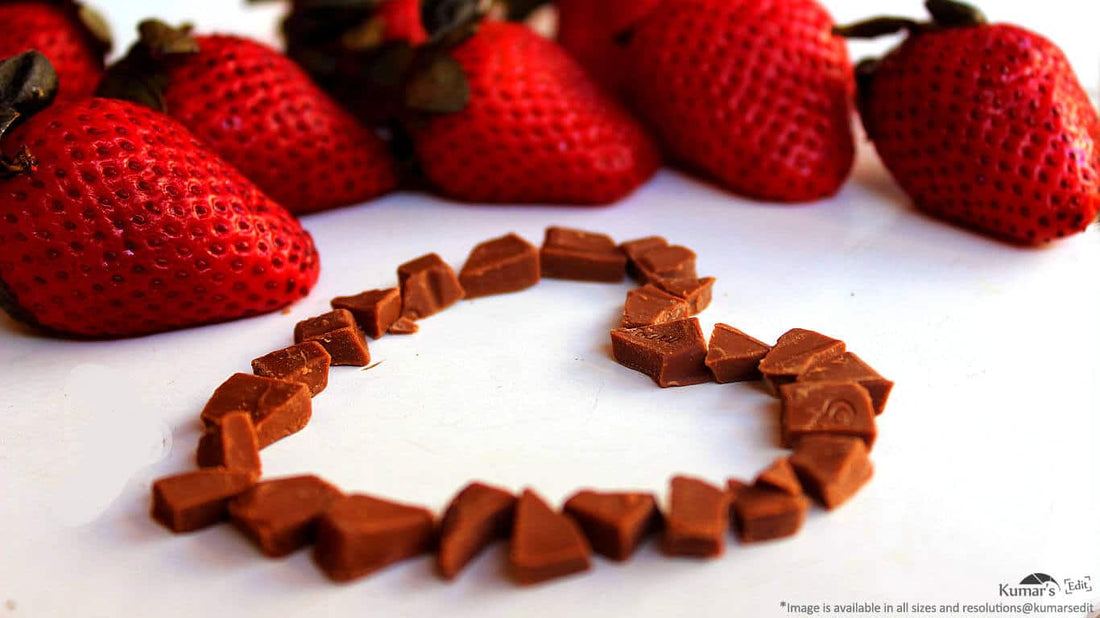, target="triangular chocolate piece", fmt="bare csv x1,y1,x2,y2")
229,475,343,557
313,494,435,582
705,323,771,383
621,284,690,328
754,458,802,496
789,435,874,510
651,276,714,315
458,233,540,298
437,482,516,579
508,489,591,585
563,490,660,561
758,328,845,392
